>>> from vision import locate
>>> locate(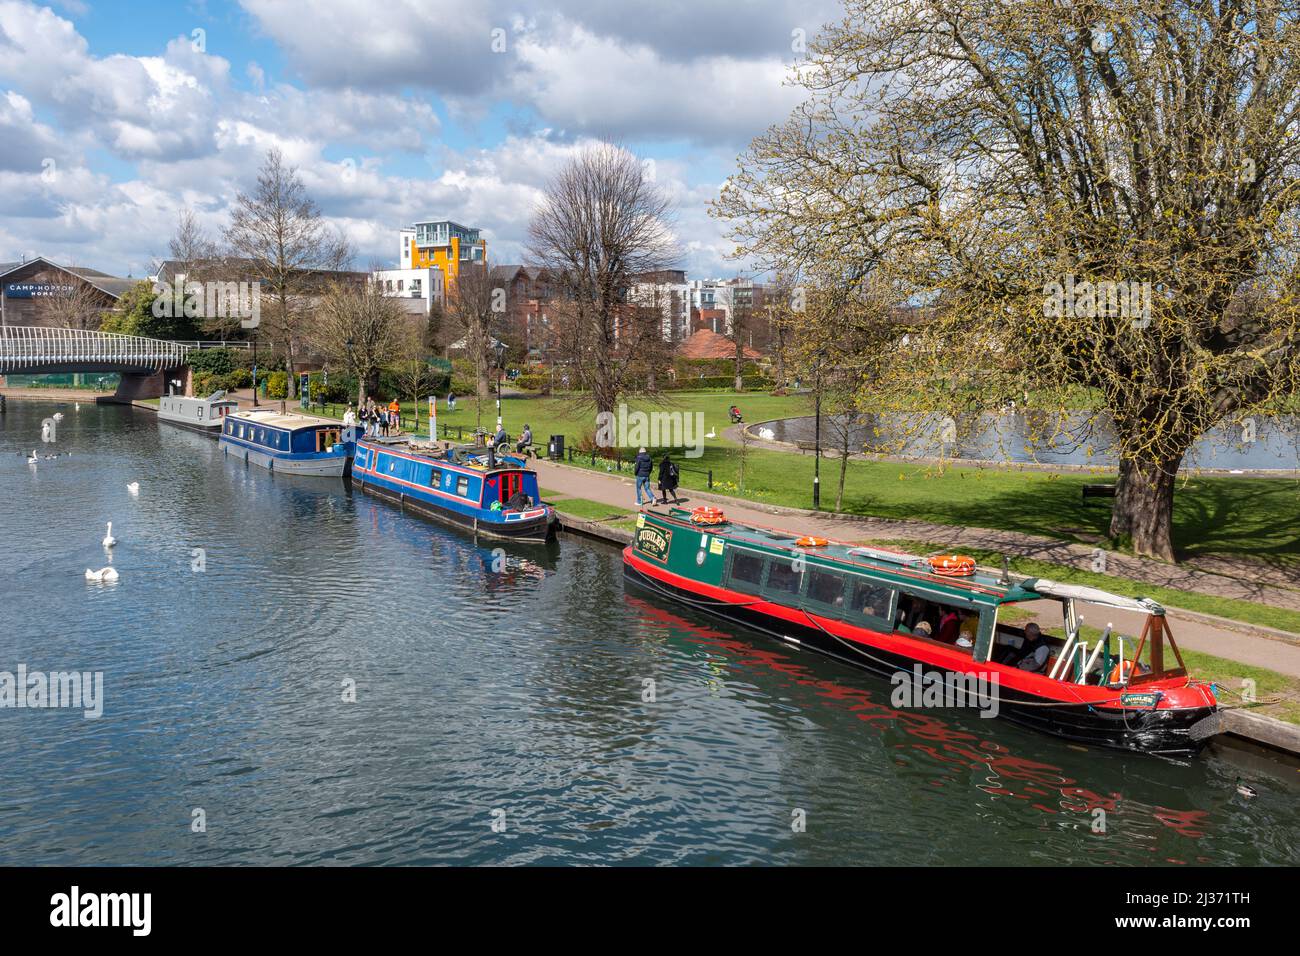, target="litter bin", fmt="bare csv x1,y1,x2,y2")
548,434,565,461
